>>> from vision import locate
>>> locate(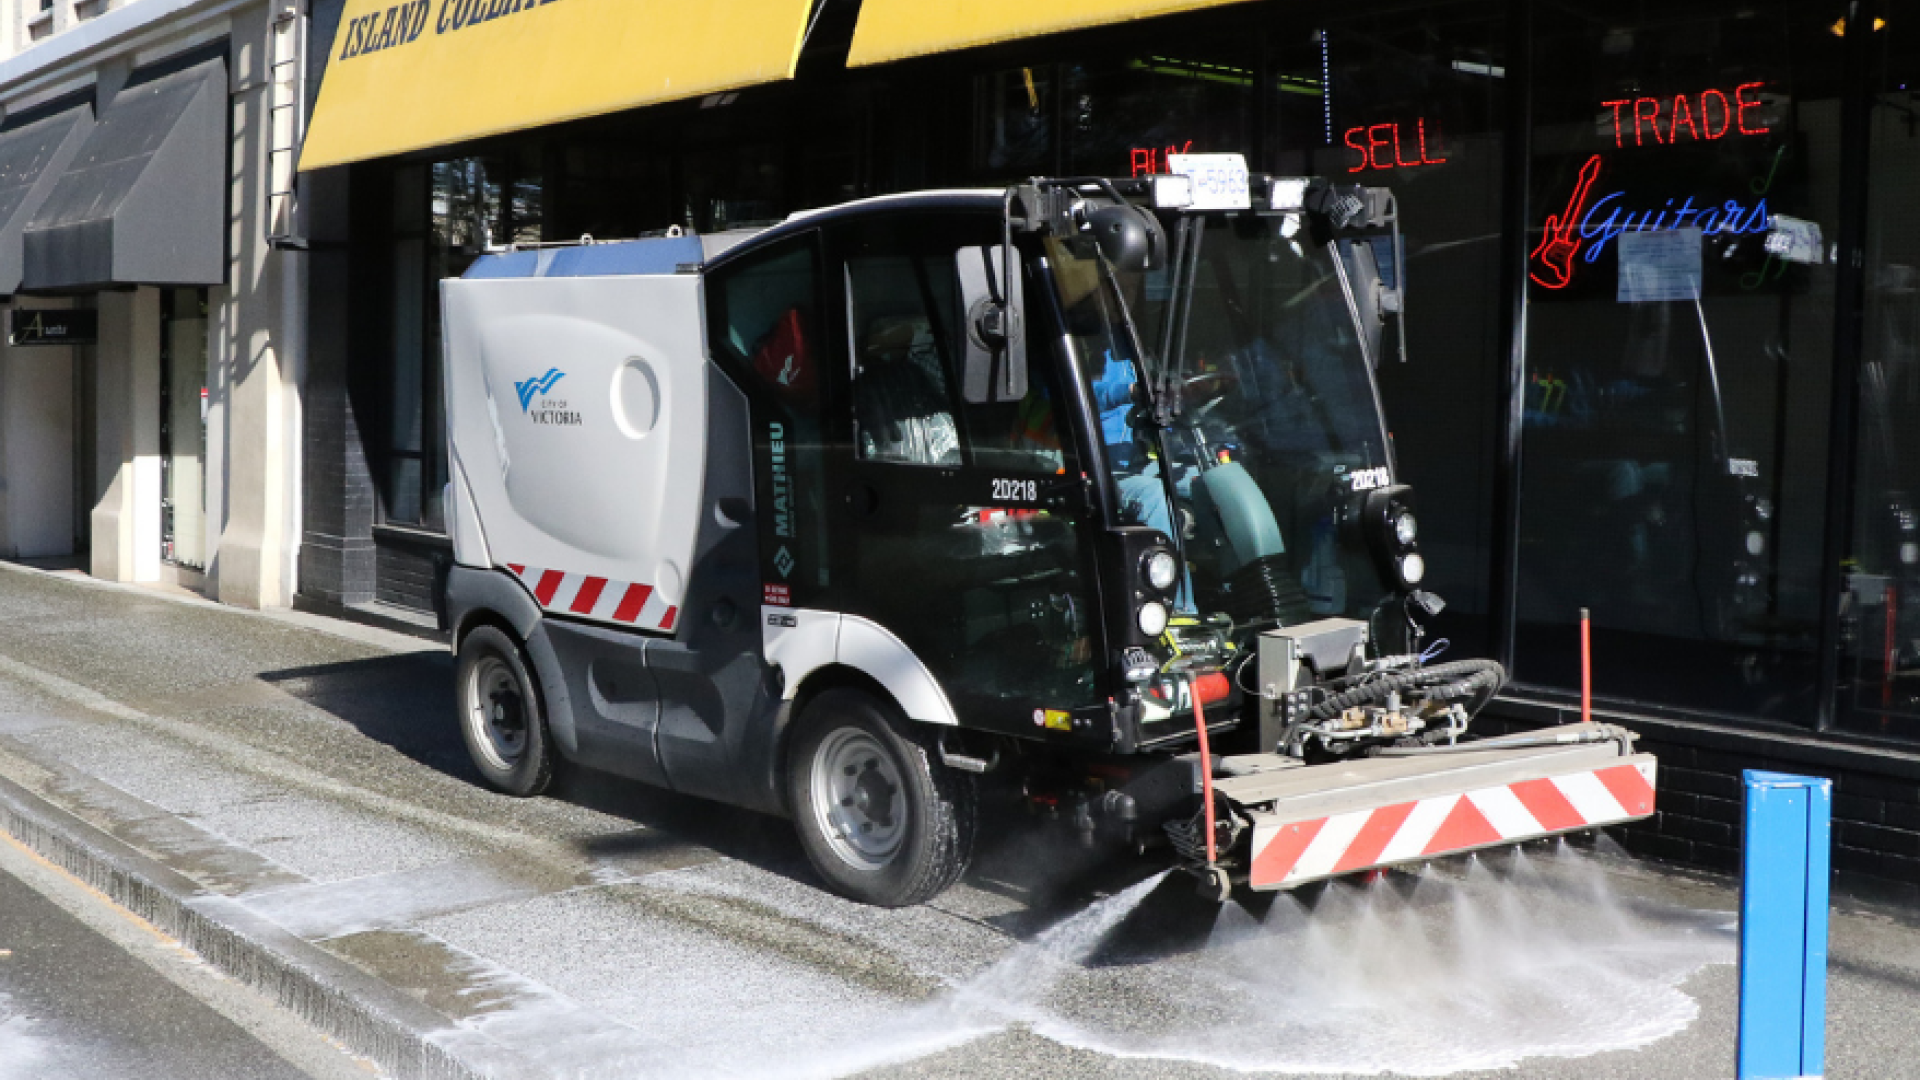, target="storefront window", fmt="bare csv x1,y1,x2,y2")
1840,2,1920,737
1515,1,1848,721
1276,4,1510,657
974,66,1055,177
384,150,543,532
971,35,1255,181
680,139,784,231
